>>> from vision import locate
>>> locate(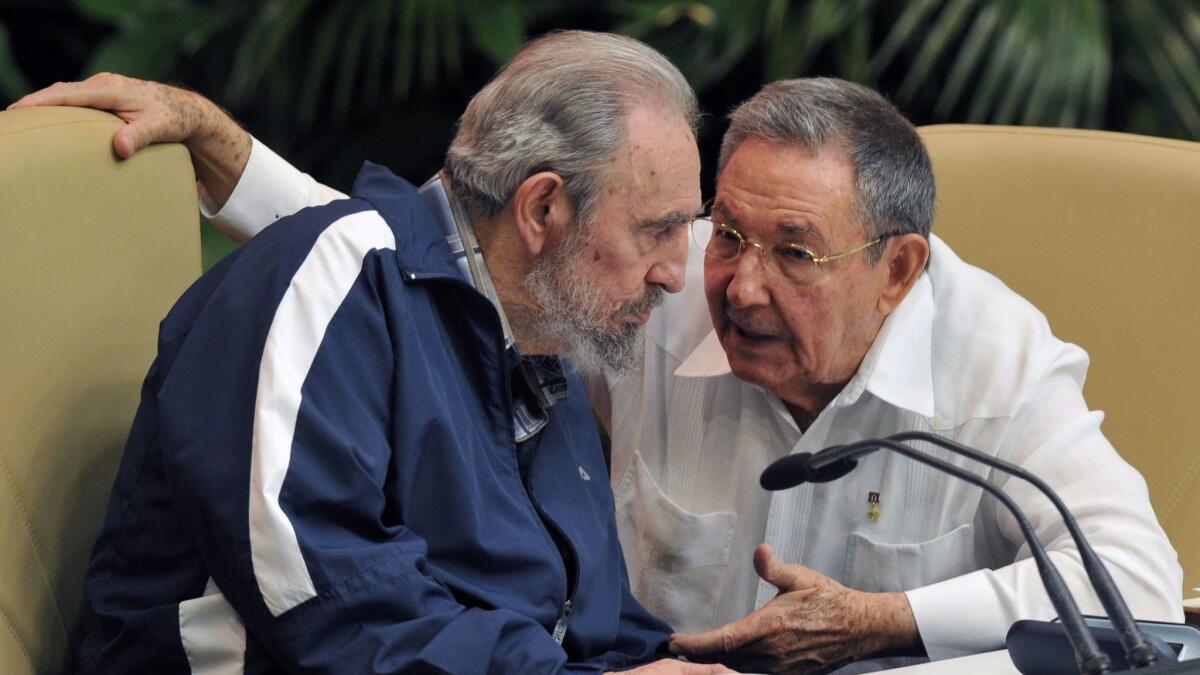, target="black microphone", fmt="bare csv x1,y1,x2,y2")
761,438,1116,675
887,431,1162,669
758,447,856,489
